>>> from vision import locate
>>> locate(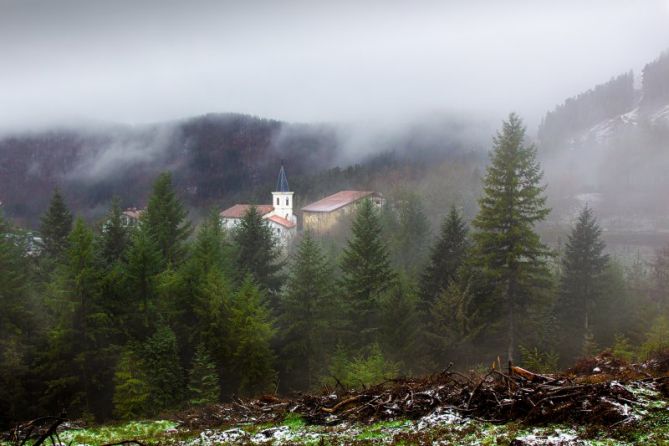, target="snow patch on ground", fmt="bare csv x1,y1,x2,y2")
416,408,466,431
651,104,669,124
511,428,585,445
